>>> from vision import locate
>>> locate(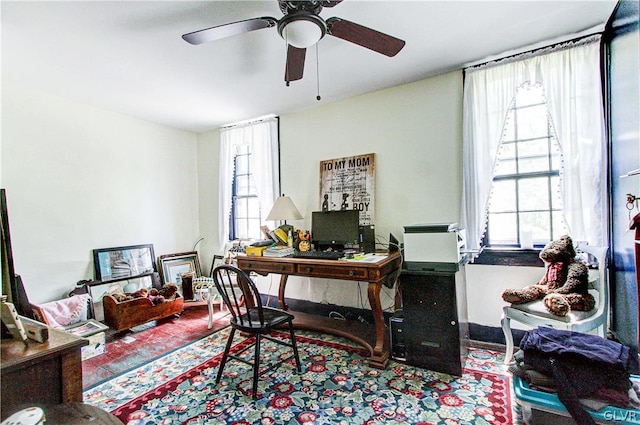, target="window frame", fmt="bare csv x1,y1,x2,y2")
482,83,562,251
478,85,564,266
229,150,262,241
218,115,280,249
462,36,606,267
